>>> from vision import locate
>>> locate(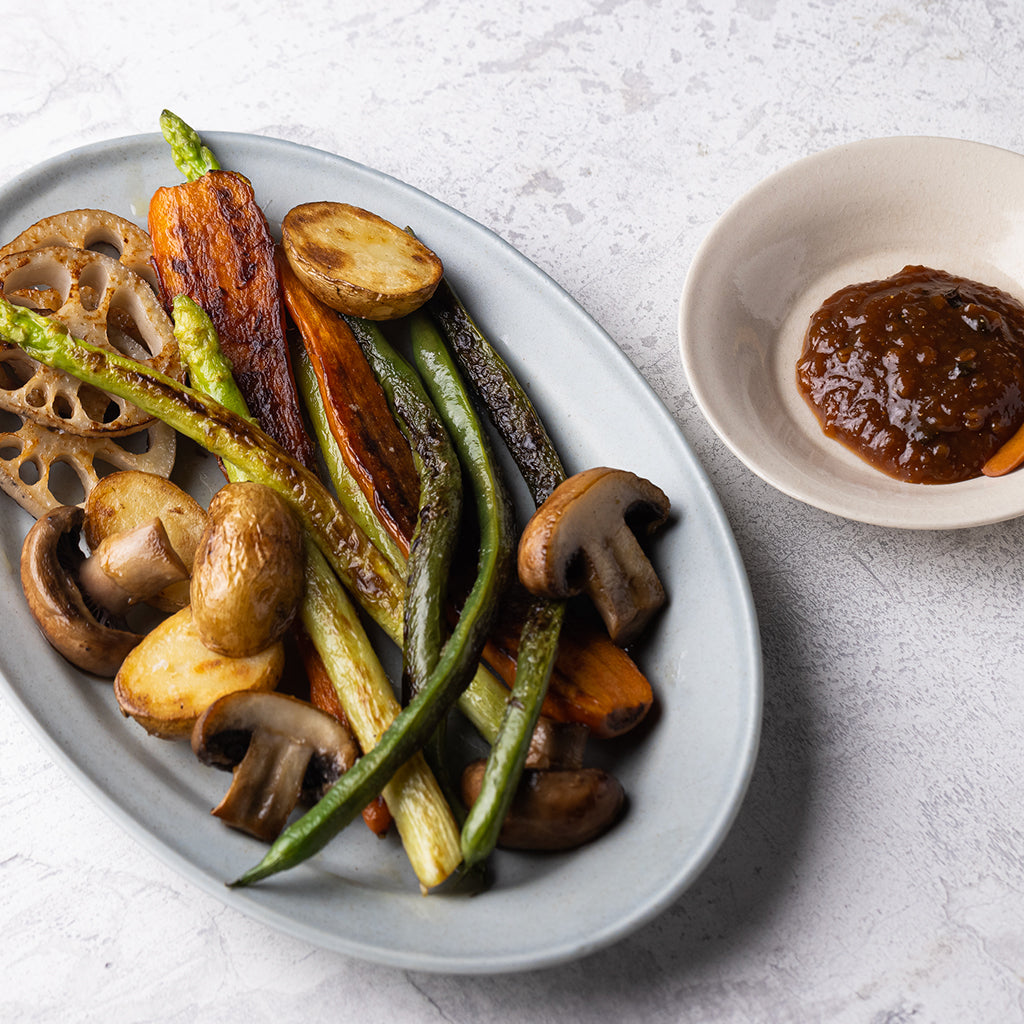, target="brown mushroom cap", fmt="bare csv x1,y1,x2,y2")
517,467,670,646
20,505,144,677
461,759,625,852
192,690,359,842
